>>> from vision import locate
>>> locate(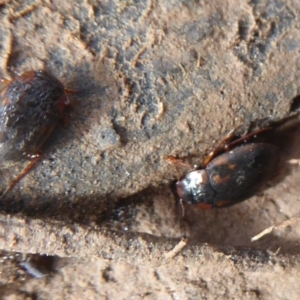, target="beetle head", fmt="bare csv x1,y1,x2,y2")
176,170,215,205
